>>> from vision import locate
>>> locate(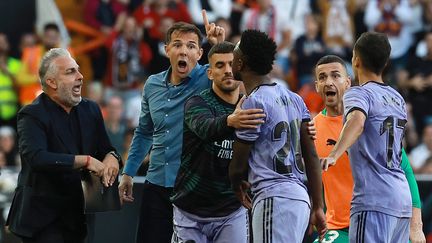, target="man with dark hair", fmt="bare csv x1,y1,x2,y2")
321,32,412,242
171,41,253,243
42,23,61,50
229,29,327,243
313,54,425,243
119,13,264,243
